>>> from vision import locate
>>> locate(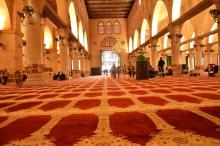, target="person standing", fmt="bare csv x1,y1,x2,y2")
158,57,165,72
158,57,165,78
